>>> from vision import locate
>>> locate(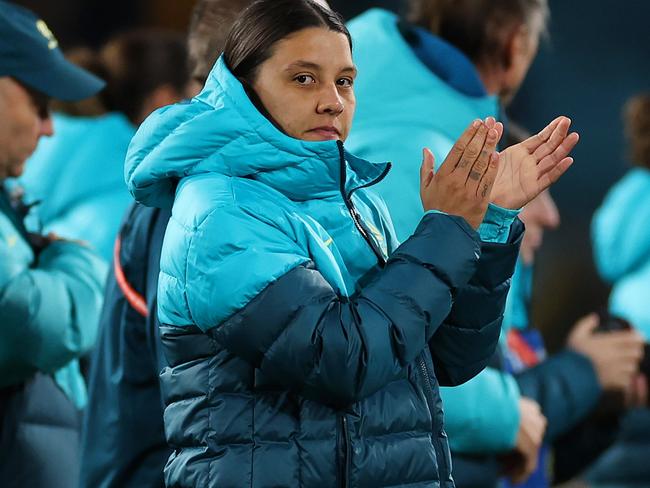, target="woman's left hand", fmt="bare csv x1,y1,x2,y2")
490,116,580,209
